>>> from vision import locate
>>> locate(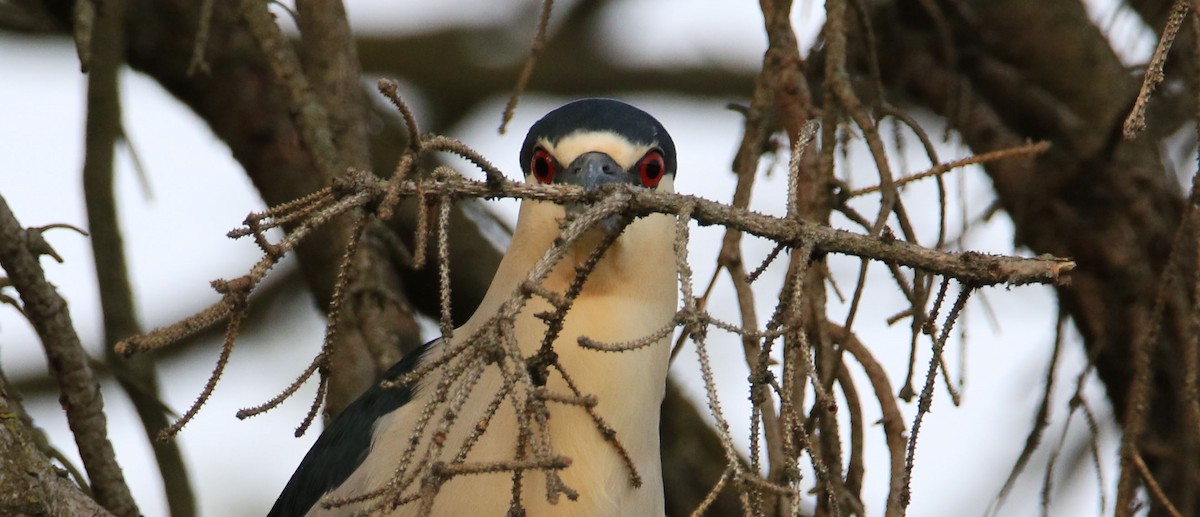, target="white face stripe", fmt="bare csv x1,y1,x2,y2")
537,130,657,171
